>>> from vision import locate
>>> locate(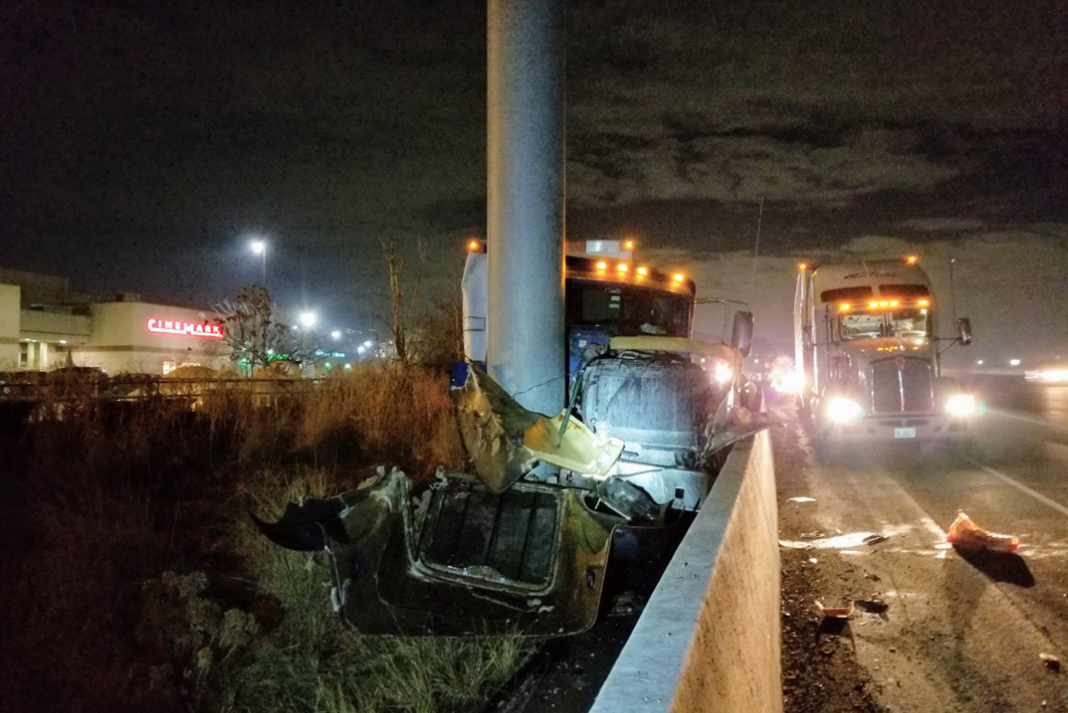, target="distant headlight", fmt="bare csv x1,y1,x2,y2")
1041,369,1068,384
946,393,976,417
713,360,733,385
772,370,804,394
827,397,863,422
